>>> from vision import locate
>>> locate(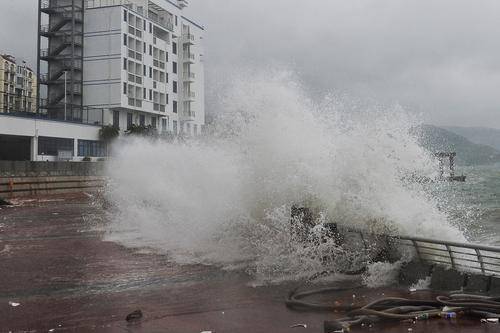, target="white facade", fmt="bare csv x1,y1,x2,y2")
83,0,205,136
